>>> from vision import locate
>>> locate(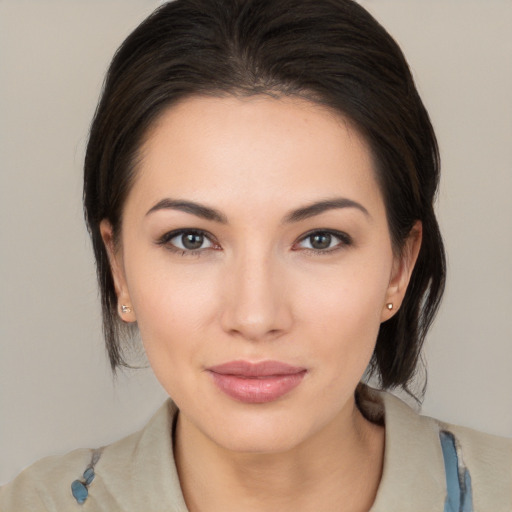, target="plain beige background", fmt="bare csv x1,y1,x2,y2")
1,0,511,486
